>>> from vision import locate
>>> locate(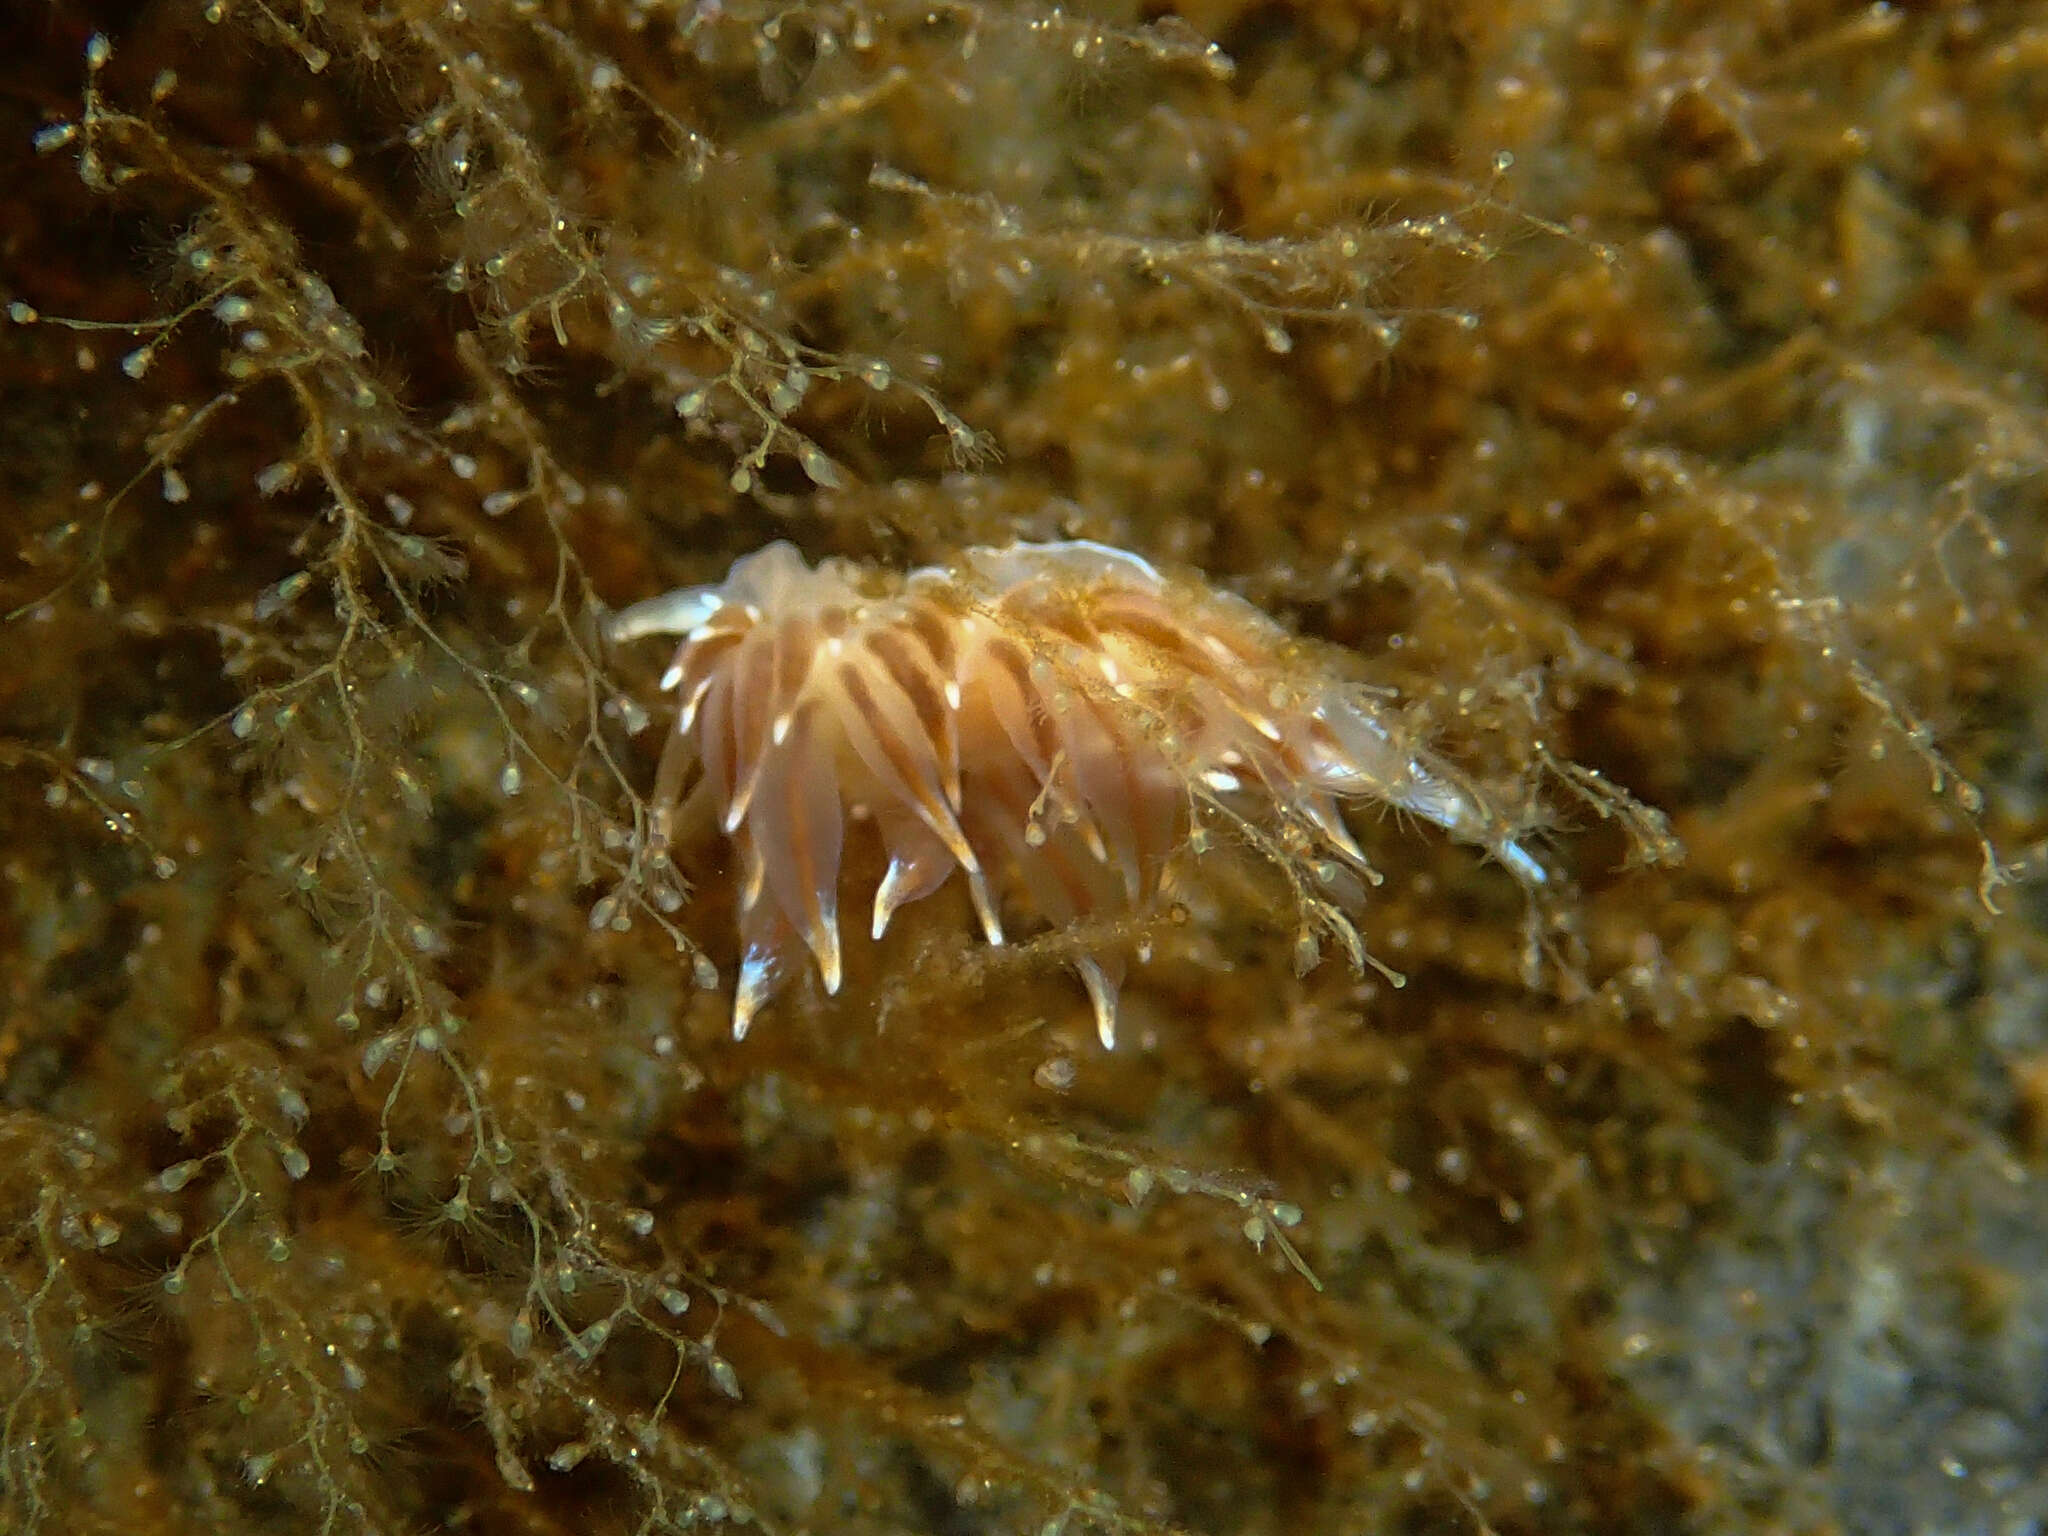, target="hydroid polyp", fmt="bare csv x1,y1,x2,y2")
608,540,1544,1046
